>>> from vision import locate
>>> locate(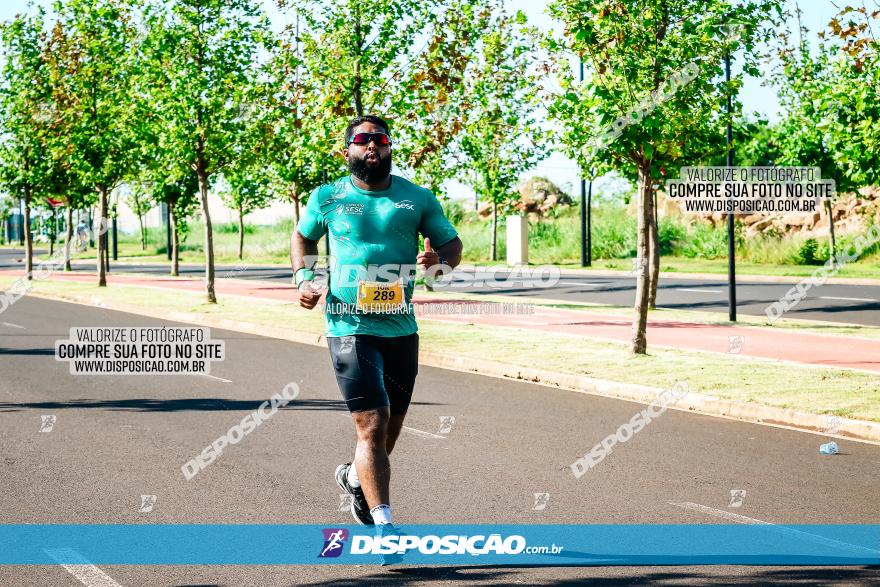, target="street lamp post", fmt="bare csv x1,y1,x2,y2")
725,49,736,322
579,58,592,267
